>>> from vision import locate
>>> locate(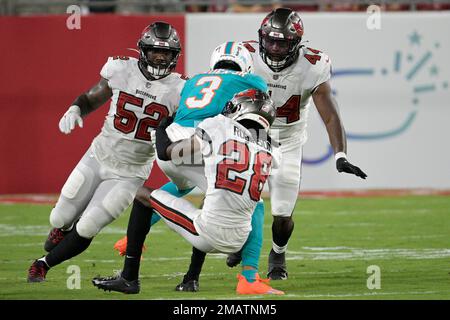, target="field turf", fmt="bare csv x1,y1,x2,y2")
0,195,449,300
